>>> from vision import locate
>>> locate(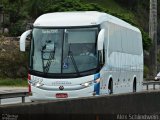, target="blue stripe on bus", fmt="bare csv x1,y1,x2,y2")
94,73,100,95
